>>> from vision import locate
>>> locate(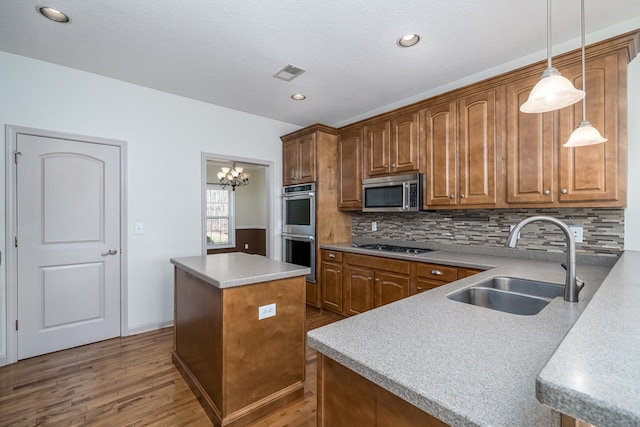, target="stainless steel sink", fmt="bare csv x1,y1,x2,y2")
447,277,564,316
472,276,564,299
